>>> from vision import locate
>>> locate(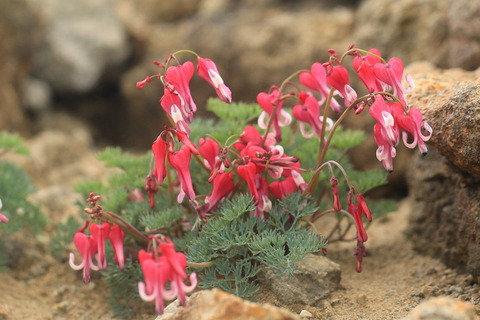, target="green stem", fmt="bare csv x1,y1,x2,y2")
317,88,335,167
260,69,308,147
339,48,387,65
